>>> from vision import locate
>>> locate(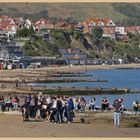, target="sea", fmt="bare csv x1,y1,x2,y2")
29,69,140,109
